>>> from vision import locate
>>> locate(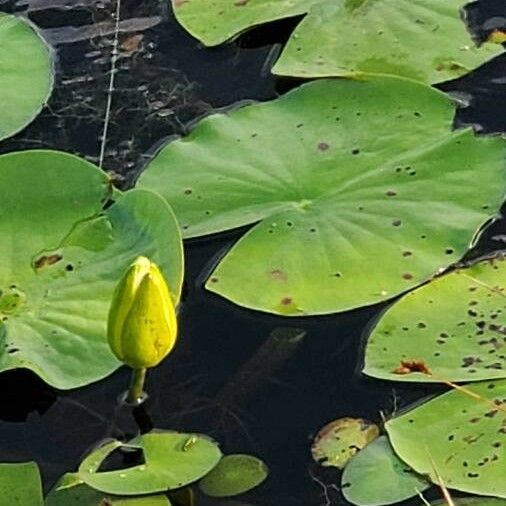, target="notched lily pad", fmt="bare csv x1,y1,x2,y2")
79,432,222,495
0,461,43,506
342,436,430,506
364,255,506,383
170,0,503,83
199,454,268,498
0,150,183,389
386,380,506,498
139,76,505,316
46,474,171,505
0,13,53,141
311,417,379,469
